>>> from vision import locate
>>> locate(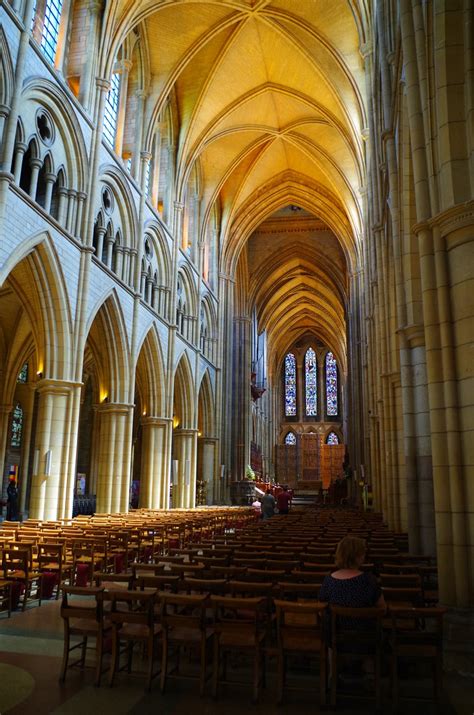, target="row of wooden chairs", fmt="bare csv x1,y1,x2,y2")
59,583,446,707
